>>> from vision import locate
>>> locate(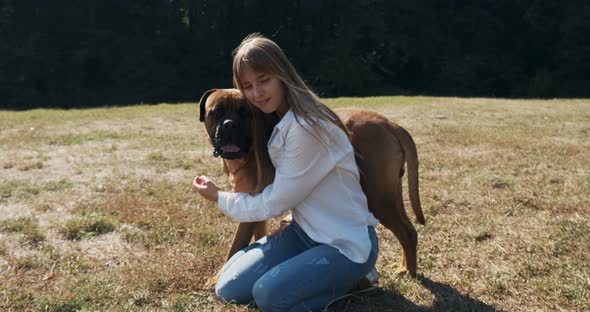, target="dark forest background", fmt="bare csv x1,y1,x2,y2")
1,0,589,110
